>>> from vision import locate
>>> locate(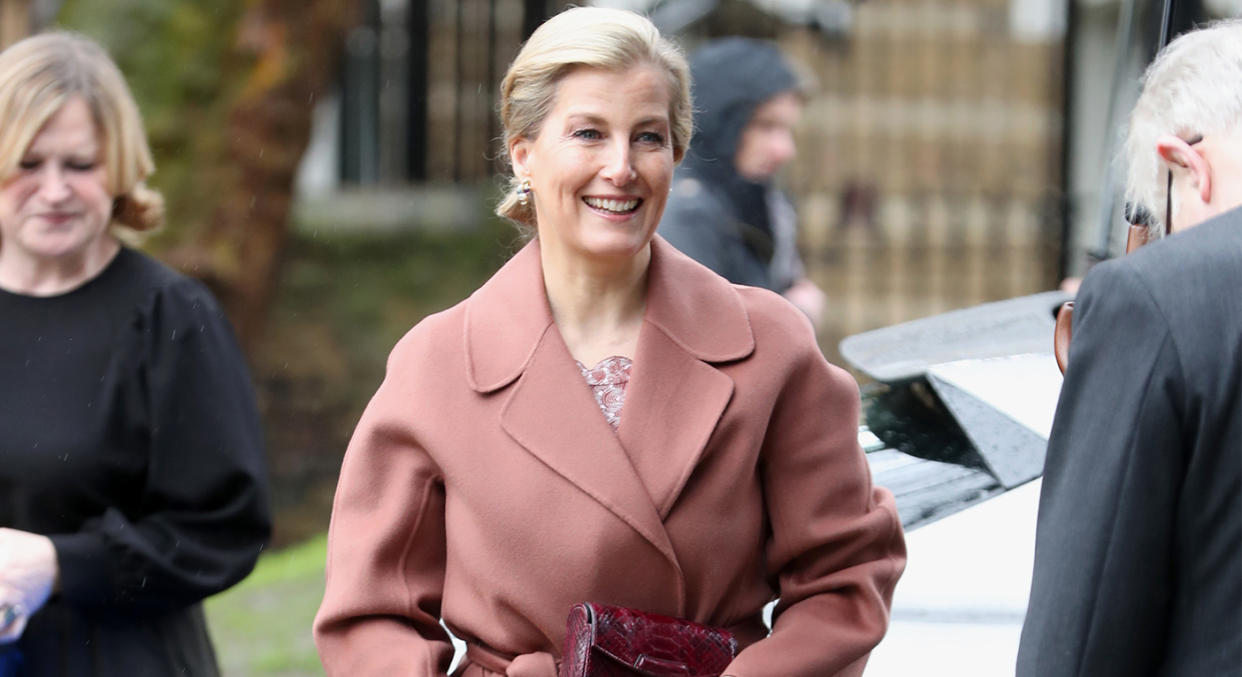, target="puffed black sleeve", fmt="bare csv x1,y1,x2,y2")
1016,261,1184,676
49,276,272,613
